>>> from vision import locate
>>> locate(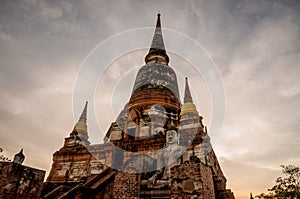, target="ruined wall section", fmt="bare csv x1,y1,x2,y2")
170,159,215,199
46,143,113,184
0,162,45,199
